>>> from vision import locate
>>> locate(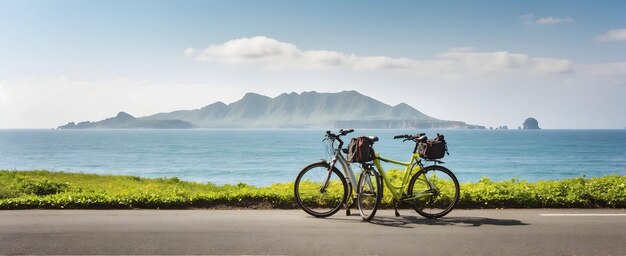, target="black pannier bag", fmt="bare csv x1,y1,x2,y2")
347,137,375,163
418,134,448,160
